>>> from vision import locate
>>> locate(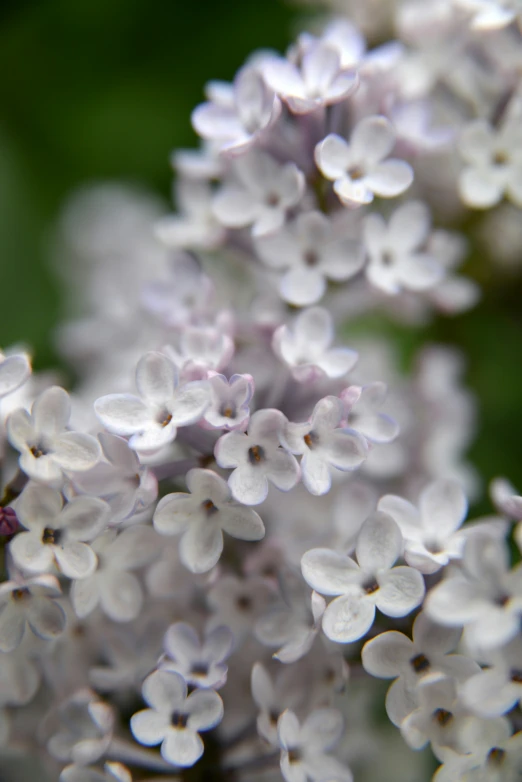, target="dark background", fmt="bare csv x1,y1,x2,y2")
0,0,521,512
